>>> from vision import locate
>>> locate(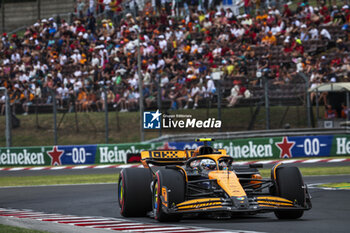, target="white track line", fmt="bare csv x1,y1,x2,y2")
256,160,275,164
329,158,346,163
29,167,48,170
50,166,67,170
281,159,301,164
302,159,324,163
